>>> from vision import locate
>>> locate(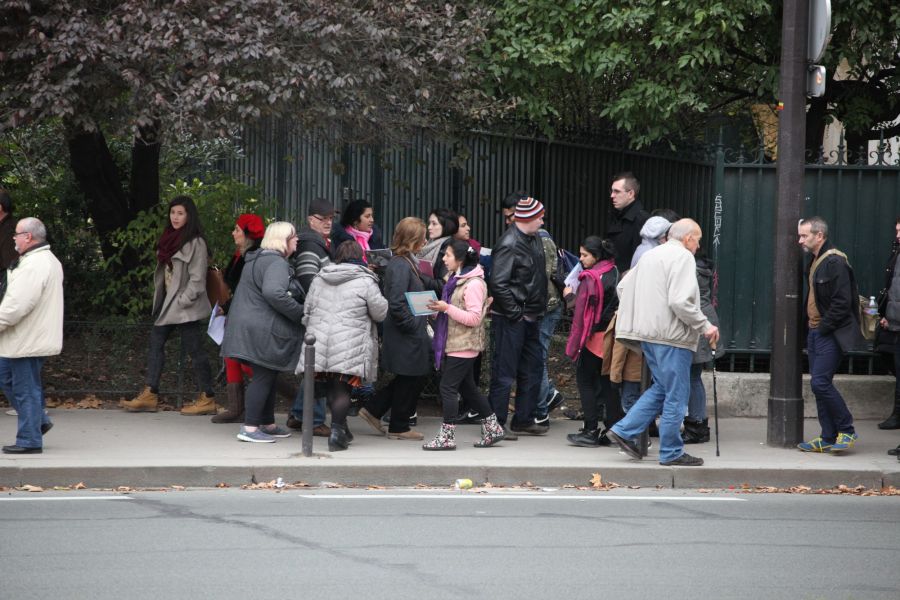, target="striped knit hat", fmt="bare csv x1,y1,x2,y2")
515,197,544,222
